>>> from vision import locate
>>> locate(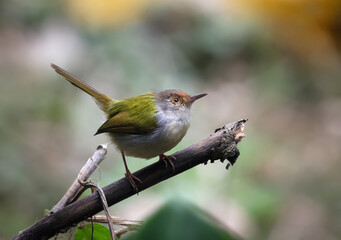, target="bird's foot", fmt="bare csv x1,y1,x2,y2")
159,154,176,172
125,171,142,193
